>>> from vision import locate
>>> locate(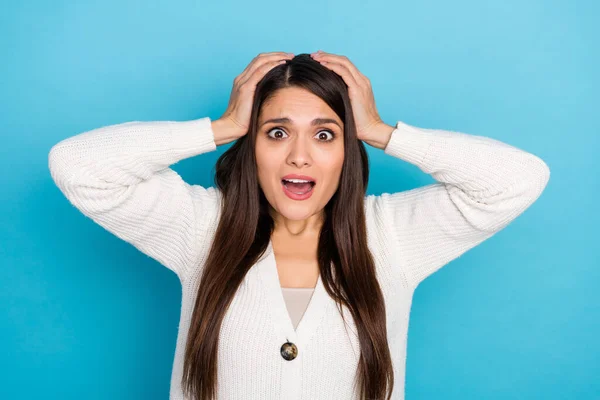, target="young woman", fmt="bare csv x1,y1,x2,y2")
48,51,550,400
